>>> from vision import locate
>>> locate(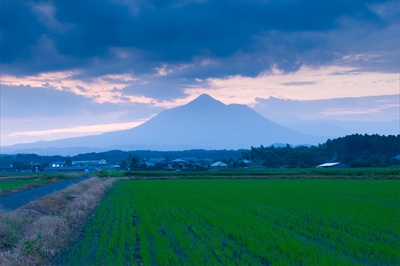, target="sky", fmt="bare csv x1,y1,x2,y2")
1,0,399,146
